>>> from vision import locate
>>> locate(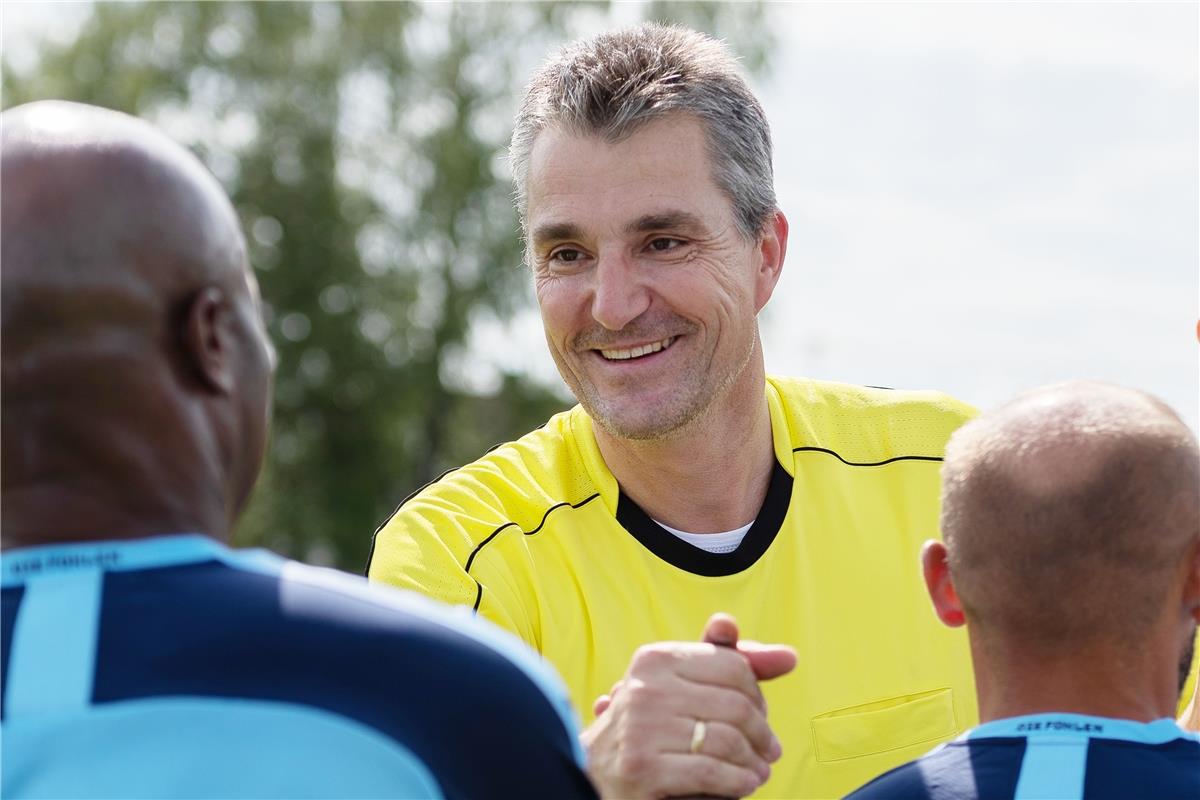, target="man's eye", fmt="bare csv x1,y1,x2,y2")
550,248,583,263
648,237,684,252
